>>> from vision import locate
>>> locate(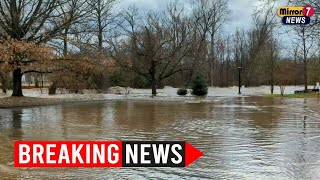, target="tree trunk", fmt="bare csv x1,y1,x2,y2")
150,60,157,96
209,60,213,87
302,29,308,92
270,69,274,94
48,82,57,95
98,15,103,55
63,27,69,56
220,64,224,87
1,83,6,93
270,52,274,95
0,73,7,93
304,60,308,92
210,28,215,87
35,75,39,88
294,47,298,86
226,63,229,87
151,82,157,96
12,68,23,97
